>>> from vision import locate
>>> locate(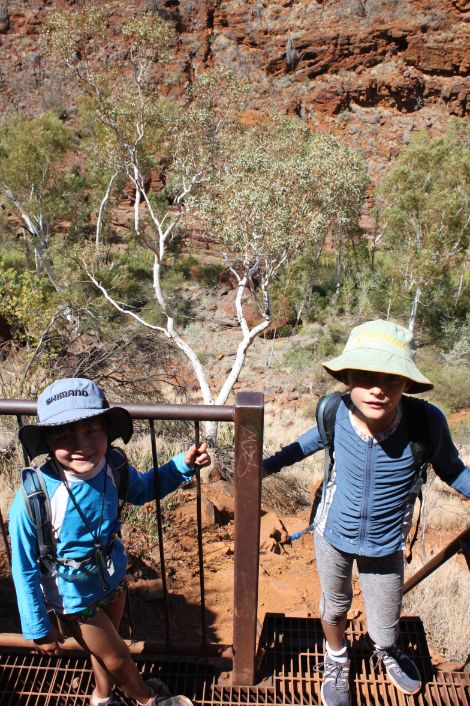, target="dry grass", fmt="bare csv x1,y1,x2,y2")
404,477,470,662
262,472,312,515
262,456,323,515
419,474,470,534
123,421,196,470
403,558,470,662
